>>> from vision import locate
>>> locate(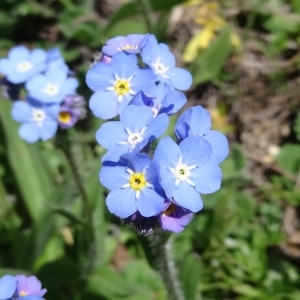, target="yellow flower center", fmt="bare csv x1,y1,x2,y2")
129,173,147,191
114,79,130,96
59,111,72,123
122,44,138,50
19,291,27,296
